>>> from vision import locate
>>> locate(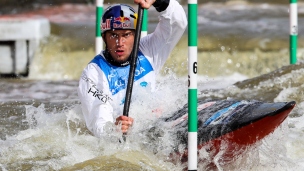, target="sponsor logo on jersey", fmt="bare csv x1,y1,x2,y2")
81,75,112,103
